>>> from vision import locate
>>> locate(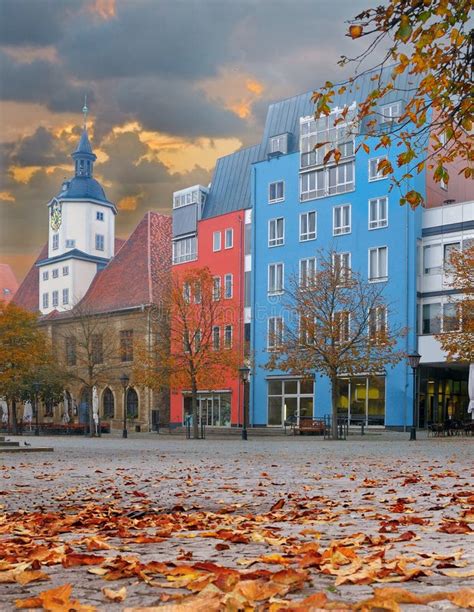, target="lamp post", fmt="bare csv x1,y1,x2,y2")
239,365,250,441
32,381,40,436
407,351,421,441
120,373,130,439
